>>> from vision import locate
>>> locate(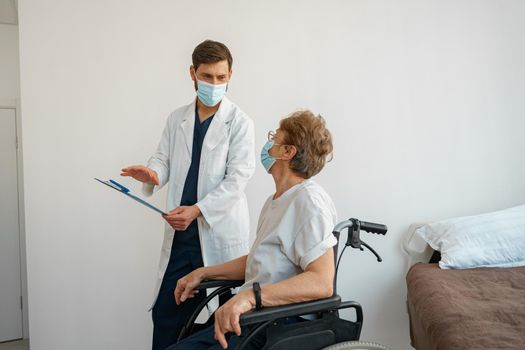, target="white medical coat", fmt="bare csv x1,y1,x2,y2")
143,97,255,304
